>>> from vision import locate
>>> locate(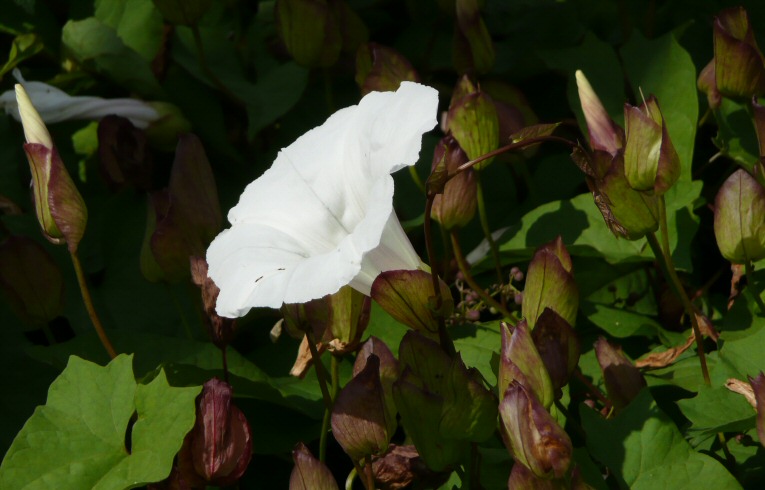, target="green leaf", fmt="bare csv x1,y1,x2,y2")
677,386,756,444
713,97,760,172
0,33,43,79
581,302,686,345
453,322,500,386
246,62,310,138
581,389,741,489
95,0,164,61
62,18,162,95
621,31,698,182
0,354,201,489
